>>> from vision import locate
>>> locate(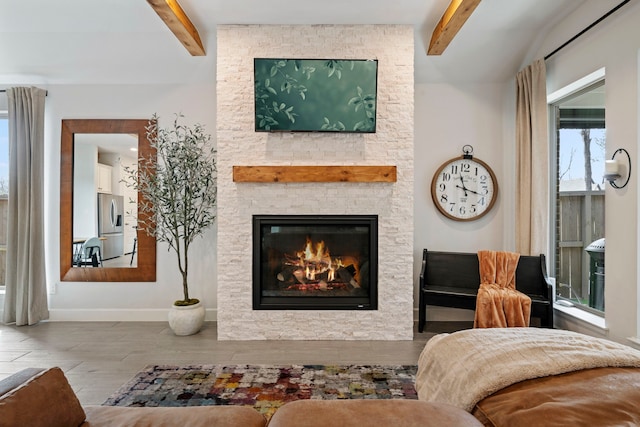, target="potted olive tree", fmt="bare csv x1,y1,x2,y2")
125,113,217,335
